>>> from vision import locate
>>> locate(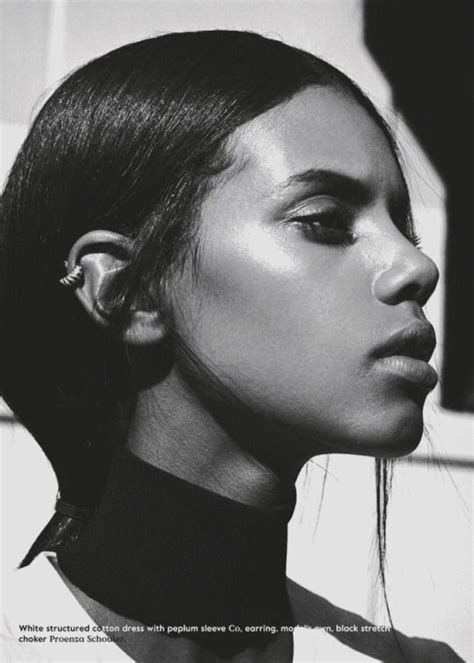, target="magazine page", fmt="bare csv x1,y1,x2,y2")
1,2,472,662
